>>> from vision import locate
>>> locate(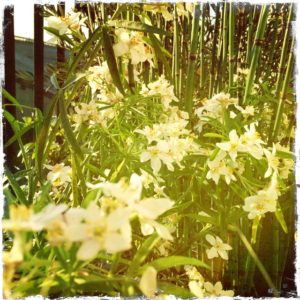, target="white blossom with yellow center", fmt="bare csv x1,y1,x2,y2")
113,29,153,65
204,281,234,297
217,130,244,162
243,173,279,219
46,163,72,187
205,234,232,260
